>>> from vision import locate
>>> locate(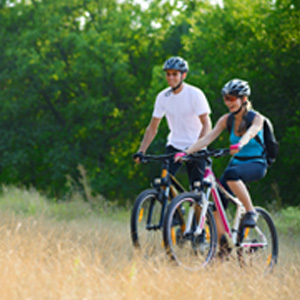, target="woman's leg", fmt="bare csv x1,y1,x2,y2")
220,162,267,227
227,180,255,211
221,162,266,210
213,211,225,243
